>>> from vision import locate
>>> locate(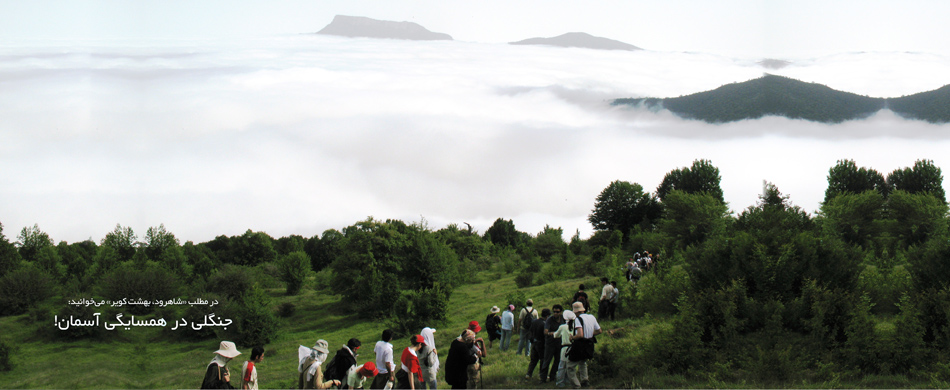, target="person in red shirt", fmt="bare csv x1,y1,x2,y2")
396,335,425,389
